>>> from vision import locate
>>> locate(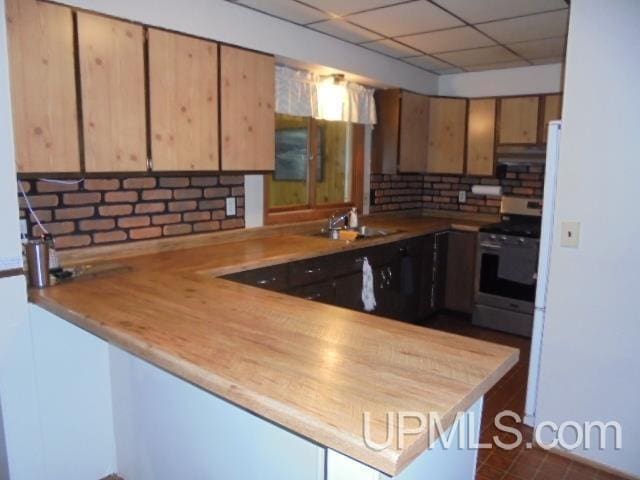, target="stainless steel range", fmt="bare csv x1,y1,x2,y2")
472,197,542,337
